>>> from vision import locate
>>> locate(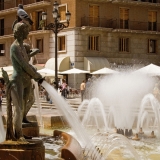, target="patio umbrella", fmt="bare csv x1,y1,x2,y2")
38,68,62,78
60,68,90,74
38,68,56,76
134,63,160,76
91,67,118,74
